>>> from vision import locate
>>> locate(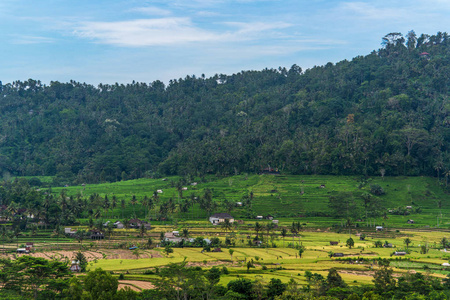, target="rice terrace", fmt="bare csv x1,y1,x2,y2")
2,174,450,299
